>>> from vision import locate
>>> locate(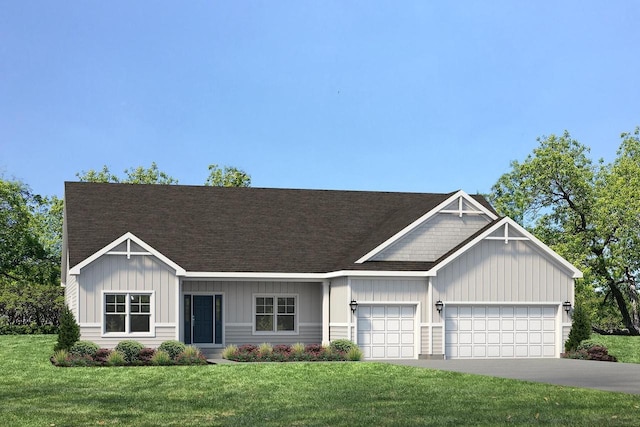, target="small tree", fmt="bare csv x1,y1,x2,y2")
54,306,80,351
565,304,591,352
